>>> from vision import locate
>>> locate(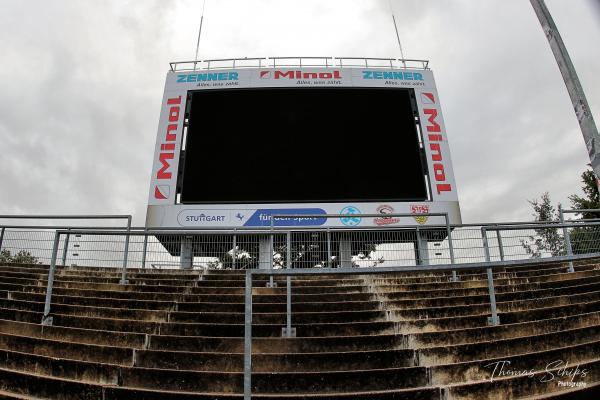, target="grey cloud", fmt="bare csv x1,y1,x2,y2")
0,0,598,226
